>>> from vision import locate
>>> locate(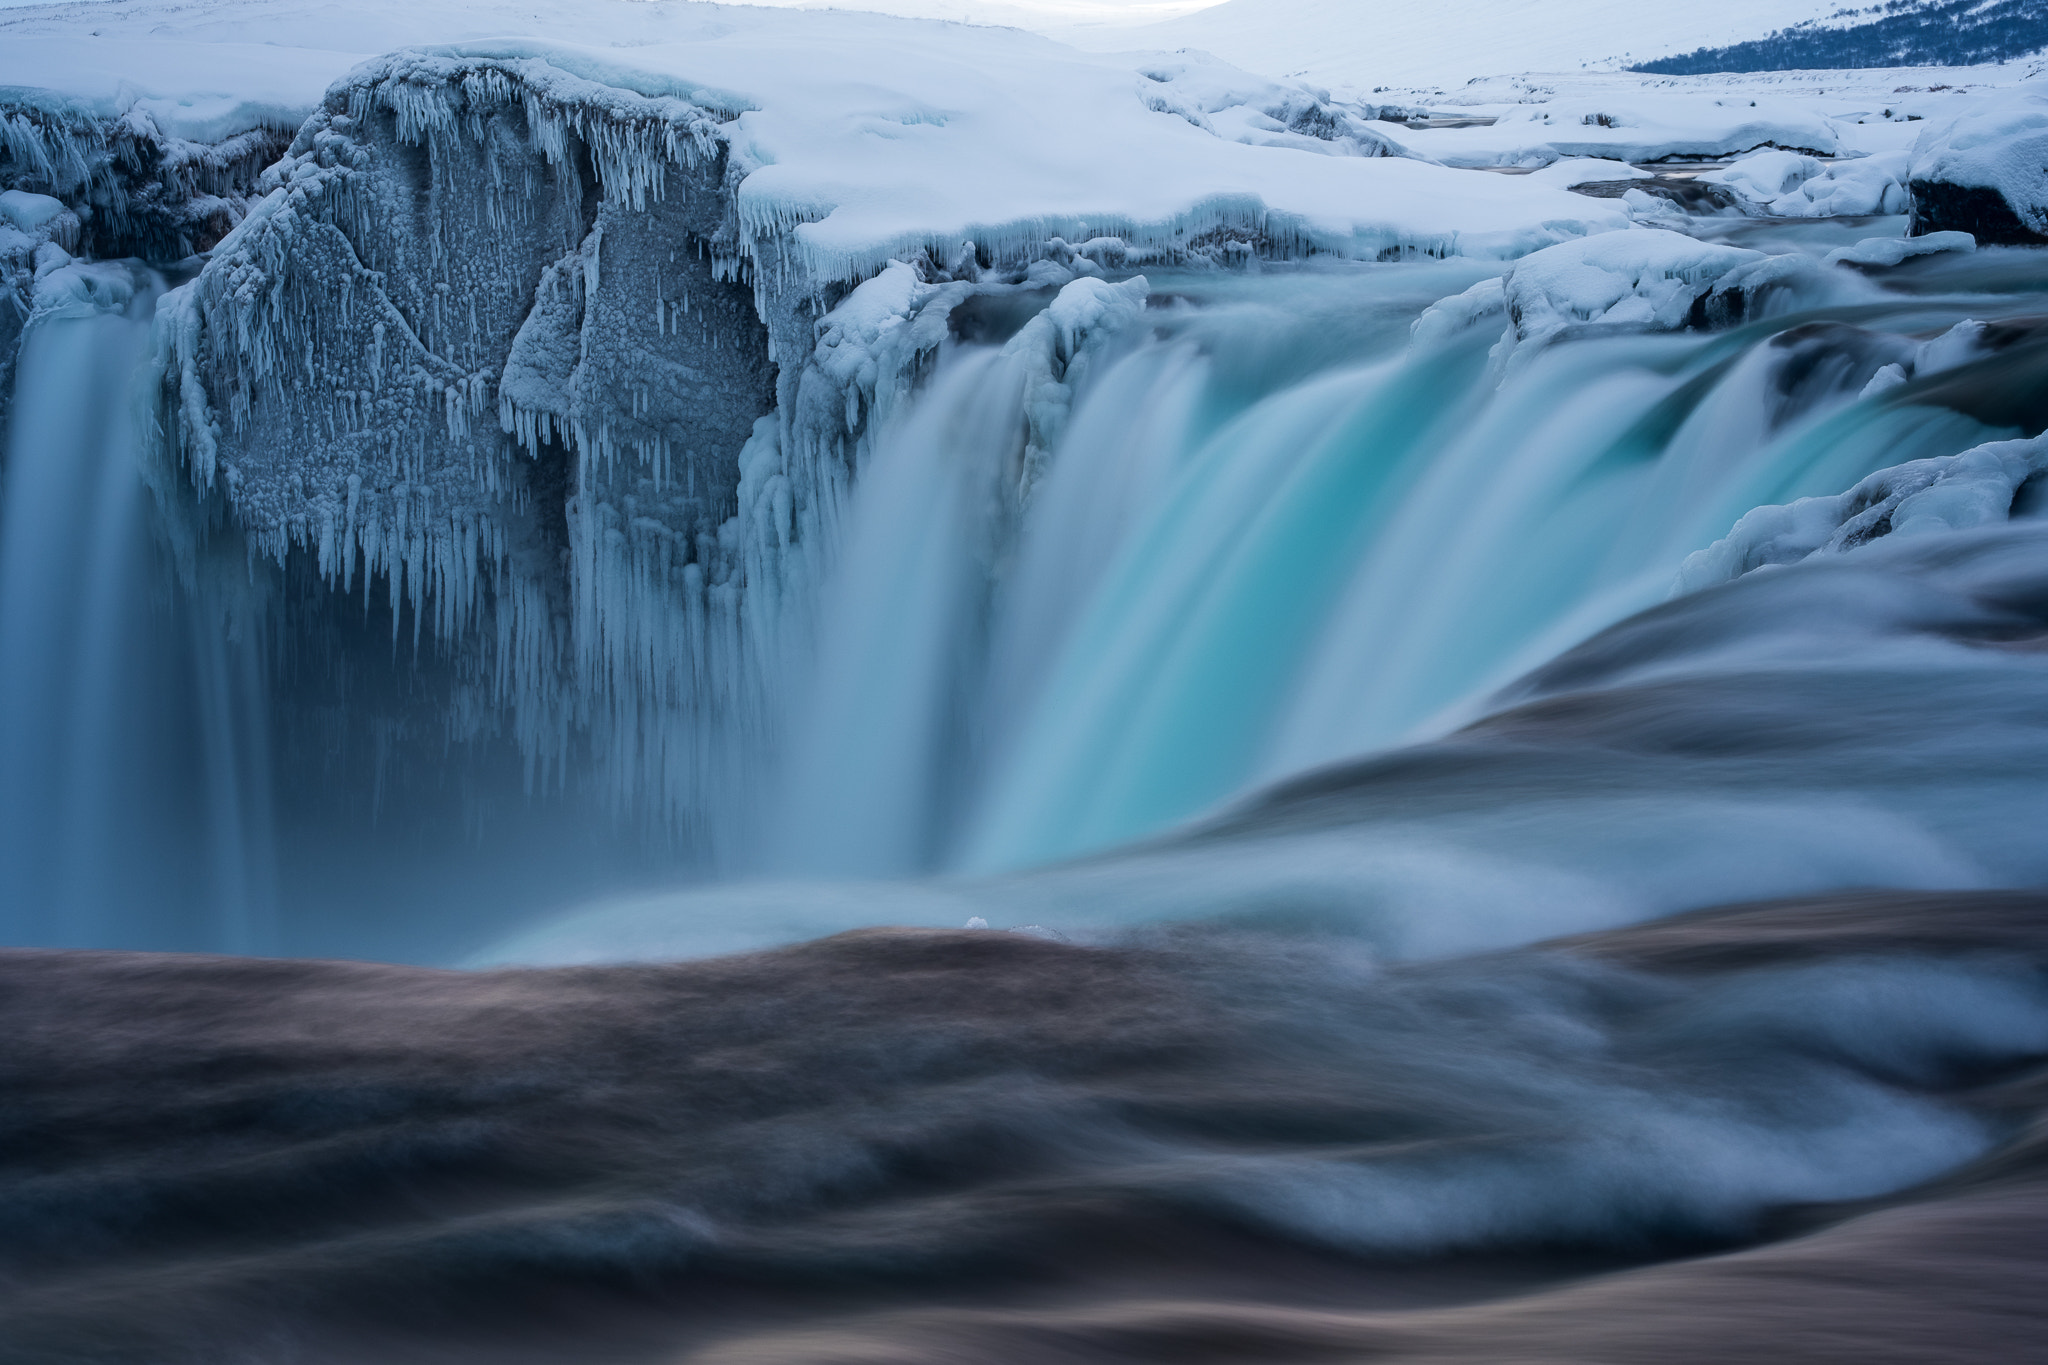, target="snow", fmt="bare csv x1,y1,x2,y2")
0,188,66,235
0,0,1638,289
